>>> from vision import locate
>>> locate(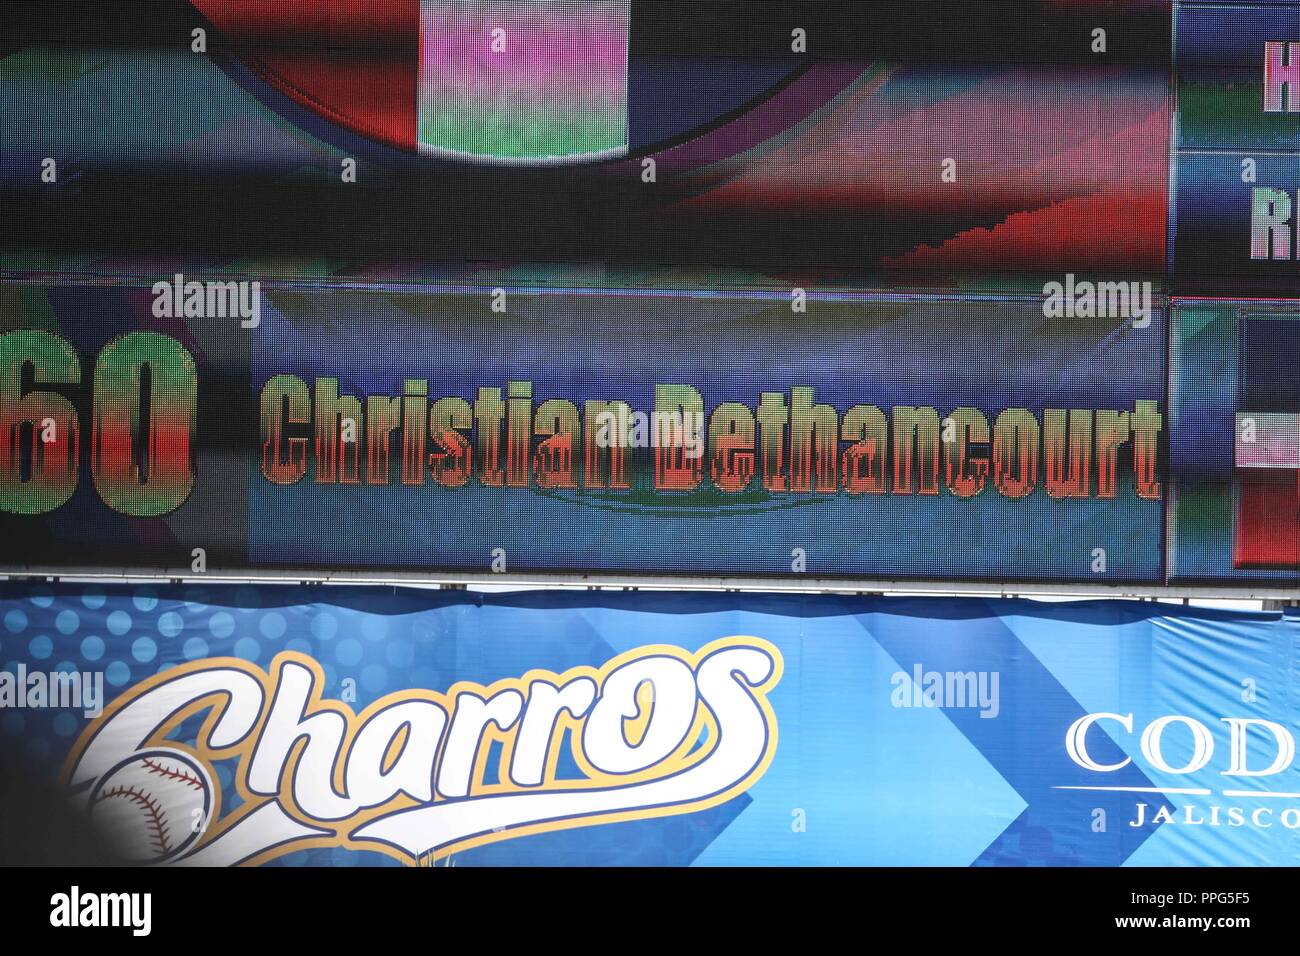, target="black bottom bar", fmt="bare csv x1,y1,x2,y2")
10,866,1274,941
